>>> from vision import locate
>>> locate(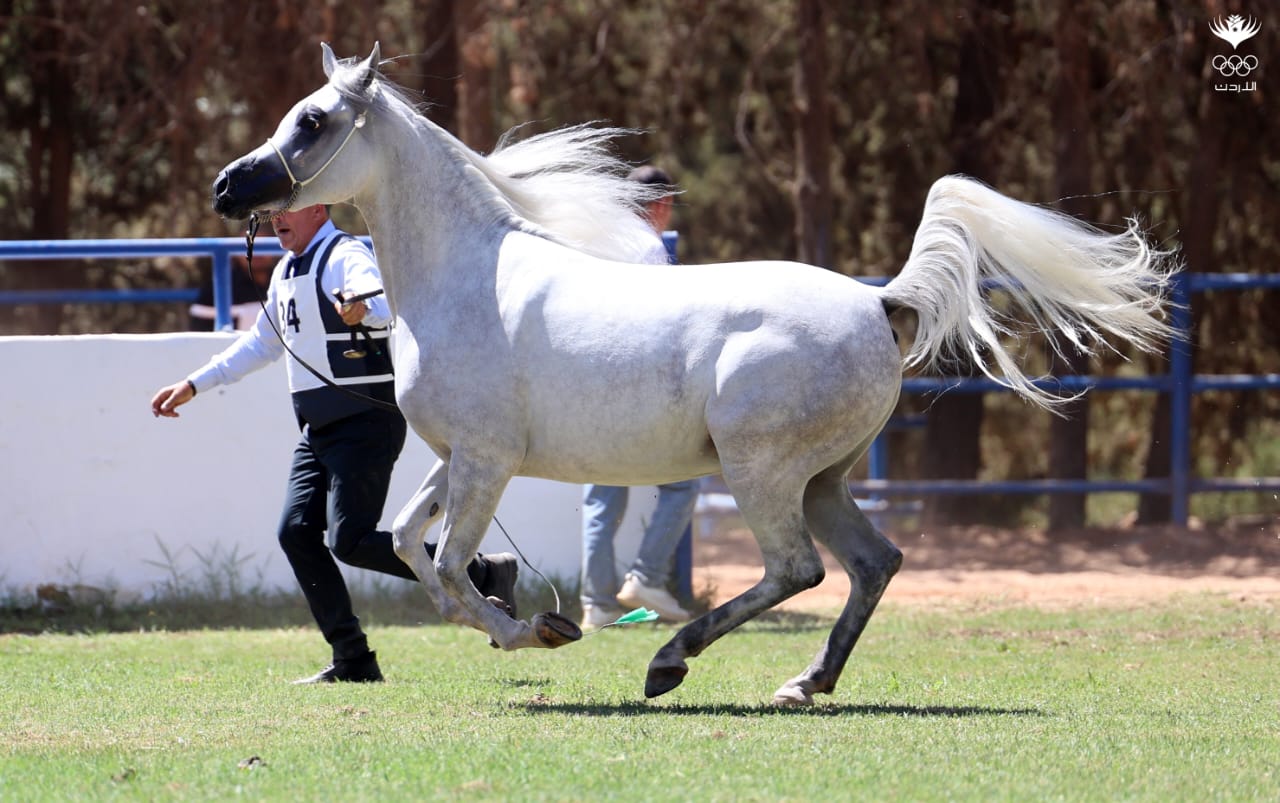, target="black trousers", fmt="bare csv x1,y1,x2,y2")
277,407,486,660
